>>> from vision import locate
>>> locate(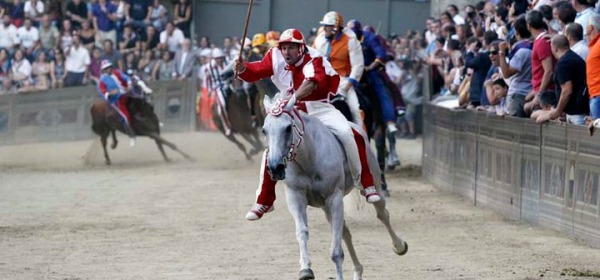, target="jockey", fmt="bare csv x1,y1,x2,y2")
314,11,364,126
97,59,136,147
347,19,399,134
234,28,381,221
198,48,232,135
